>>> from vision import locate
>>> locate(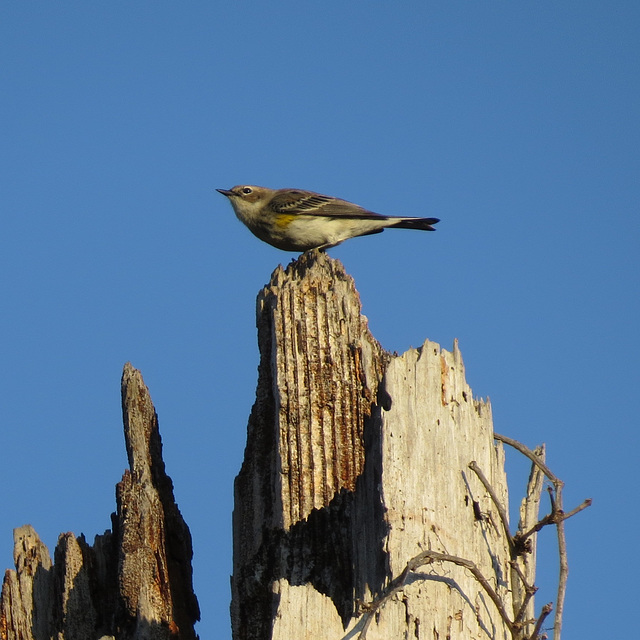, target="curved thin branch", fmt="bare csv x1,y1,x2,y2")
357,550,515,639
494,433,560,486
516,497,592,548
494,432,592,640
468,460,513,547
359,435,590,640
510,561,537,625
